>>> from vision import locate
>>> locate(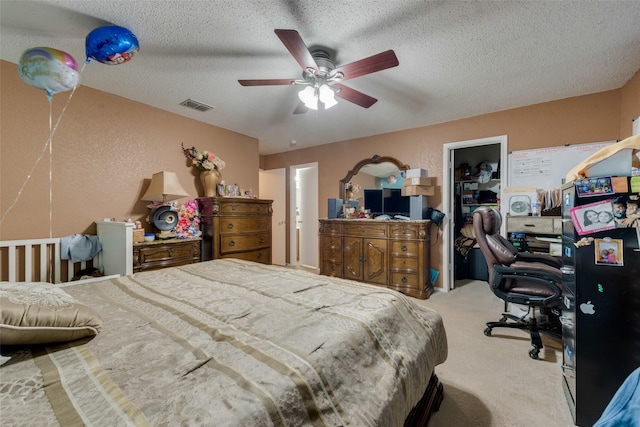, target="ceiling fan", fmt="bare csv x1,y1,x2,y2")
238,29,399,114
